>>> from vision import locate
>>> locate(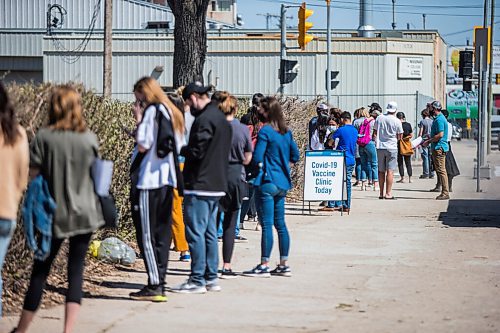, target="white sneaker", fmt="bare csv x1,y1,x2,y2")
168,280,207,294
206,279,222,292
